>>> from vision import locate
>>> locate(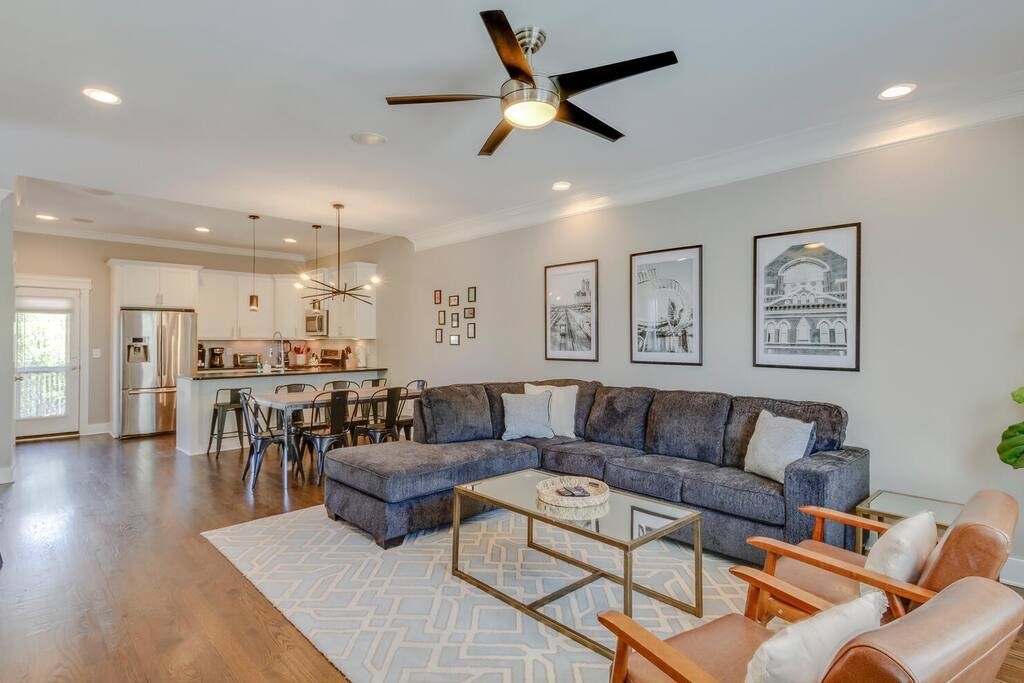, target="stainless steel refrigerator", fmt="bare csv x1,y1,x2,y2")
120,308,197,437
